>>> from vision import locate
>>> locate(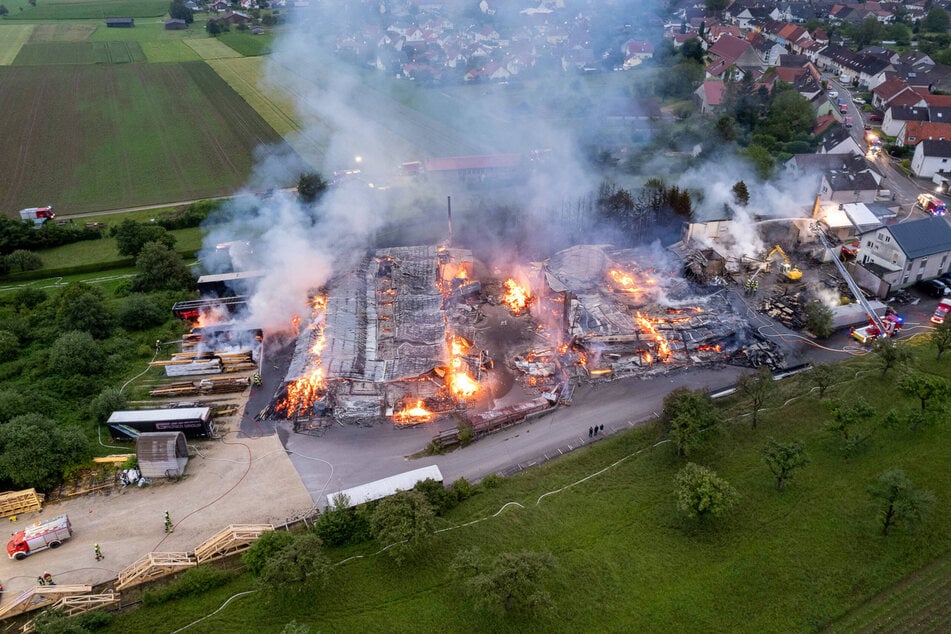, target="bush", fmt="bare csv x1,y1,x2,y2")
6,250,43,272
413,477,459,515
806,301,834,339
480,474,504,489
12,286,46,311
142,566,235,606
0,330,19,362
452,477,474,501
314,495,372,546
242,530,295,576
156,200,220,230
88,387,128,424
49,331,105,376
457,420,474,446
117,294,166,331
